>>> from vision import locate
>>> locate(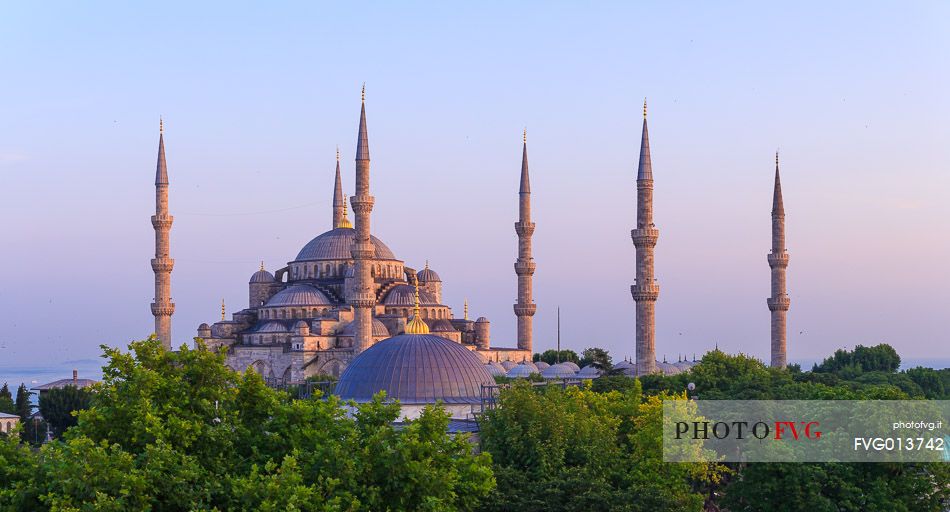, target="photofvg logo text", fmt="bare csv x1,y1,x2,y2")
675,420,821,441
663,400,950,462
